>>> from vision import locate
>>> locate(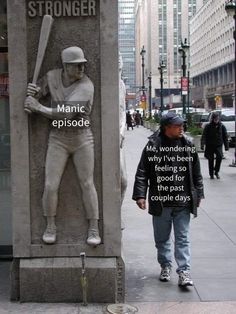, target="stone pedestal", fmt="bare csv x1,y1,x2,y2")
20,258,117,303
7,0,123,302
